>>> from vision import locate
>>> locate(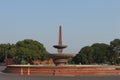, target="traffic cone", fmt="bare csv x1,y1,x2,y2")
20,68,23,75
27,67,30,76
